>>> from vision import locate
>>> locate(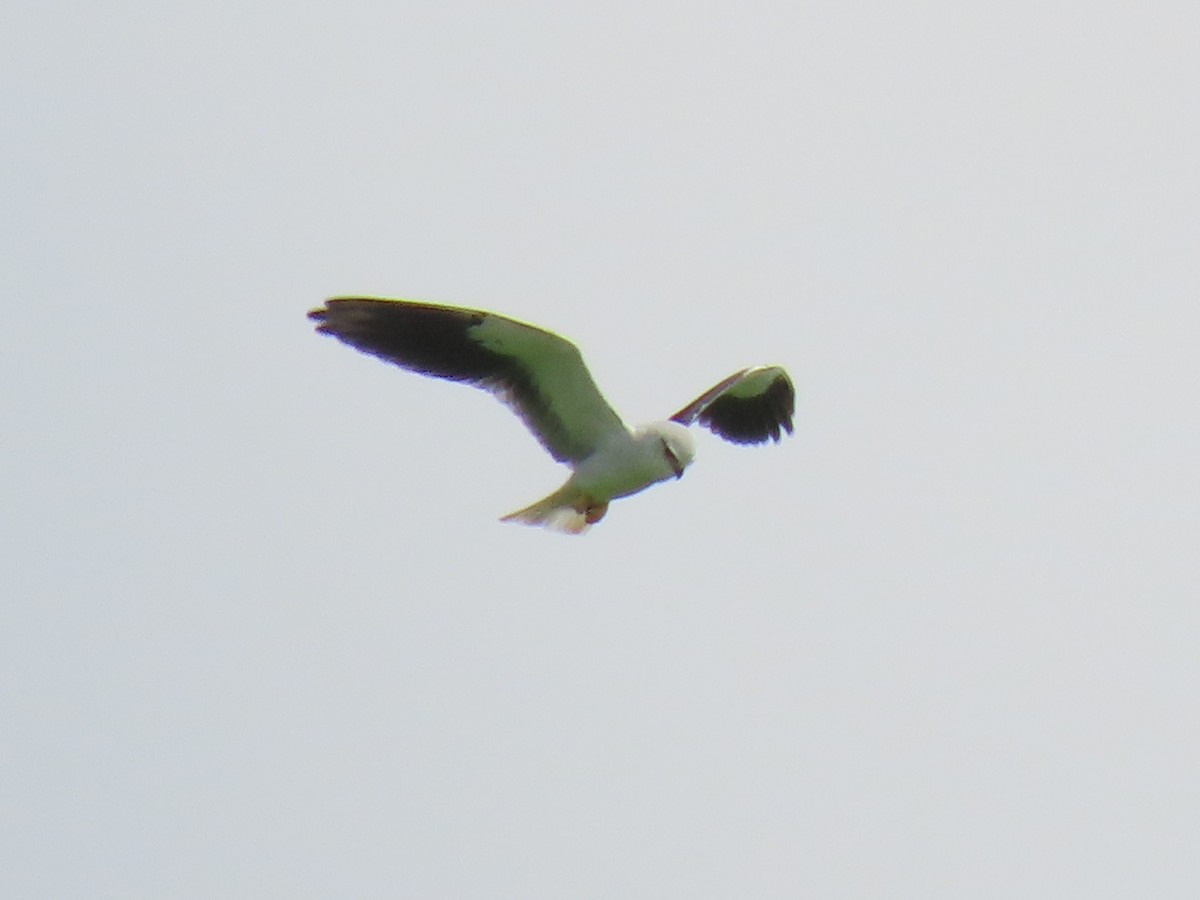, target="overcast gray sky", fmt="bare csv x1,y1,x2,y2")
4,2,1198,897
